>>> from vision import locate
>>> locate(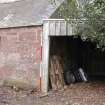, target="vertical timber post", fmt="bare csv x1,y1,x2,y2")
42,20,50,93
